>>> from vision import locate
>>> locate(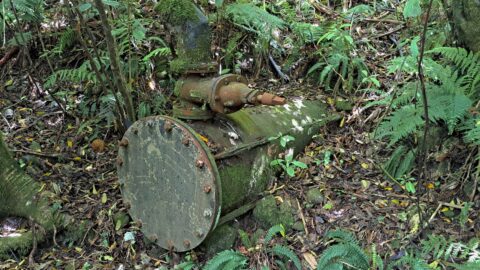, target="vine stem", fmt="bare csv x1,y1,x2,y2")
417,0,435,231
